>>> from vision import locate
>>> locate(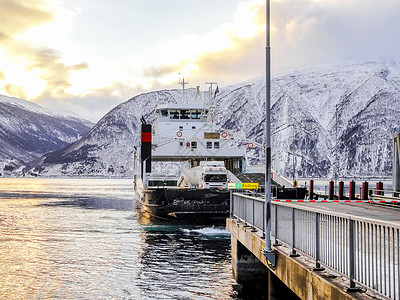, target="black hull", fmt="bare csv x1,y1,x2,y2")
135,187,230,220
